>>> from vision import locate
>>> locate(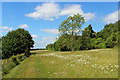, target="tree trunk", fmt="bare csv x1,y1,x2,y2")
72,36,74,51
72,27,74,51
